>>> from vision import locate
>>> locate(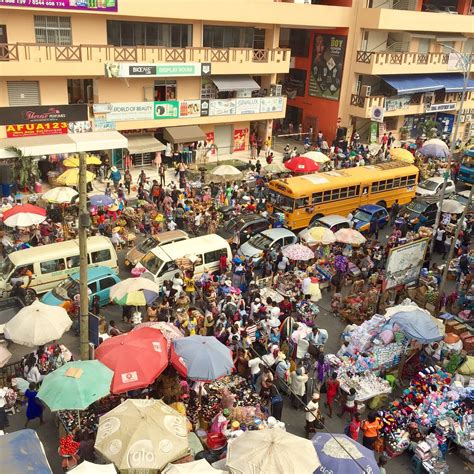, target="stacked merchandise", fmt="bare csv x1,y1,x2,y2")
337,370,391,402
